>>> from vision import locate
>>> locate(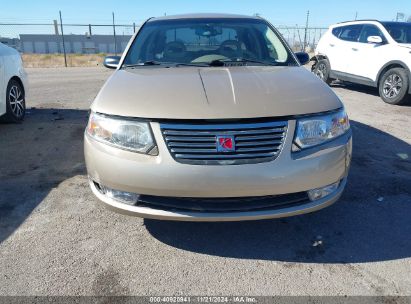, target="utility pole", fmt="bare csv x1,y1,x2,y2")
303,10,309,52
112,12,117,56
355,12,358,20
59,11,67,68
